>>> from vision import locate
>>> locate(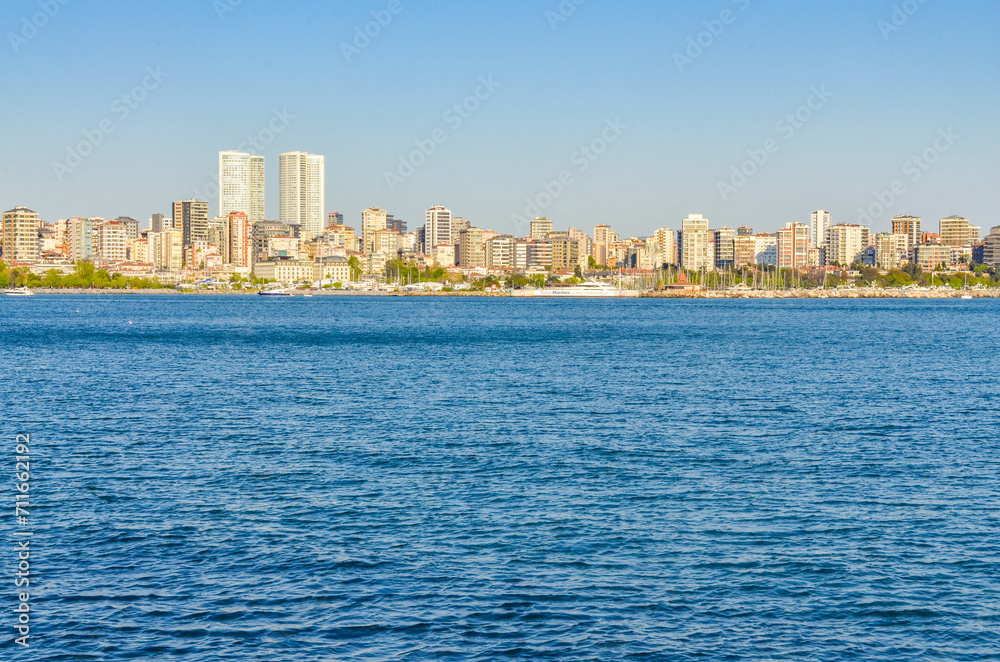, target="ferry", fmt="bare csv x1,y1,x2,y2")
510,281,640,298
3,287,34,297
